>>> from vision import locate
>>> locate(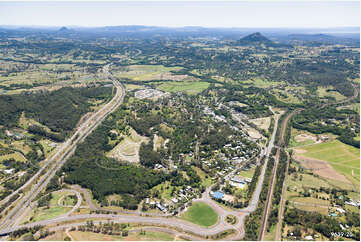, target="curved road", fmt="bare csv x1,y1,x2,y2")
0,105,281,240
